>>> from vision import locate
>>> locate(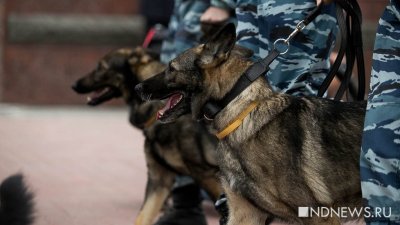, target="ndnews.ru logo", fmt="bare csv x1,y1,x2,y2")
298,207,392,219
